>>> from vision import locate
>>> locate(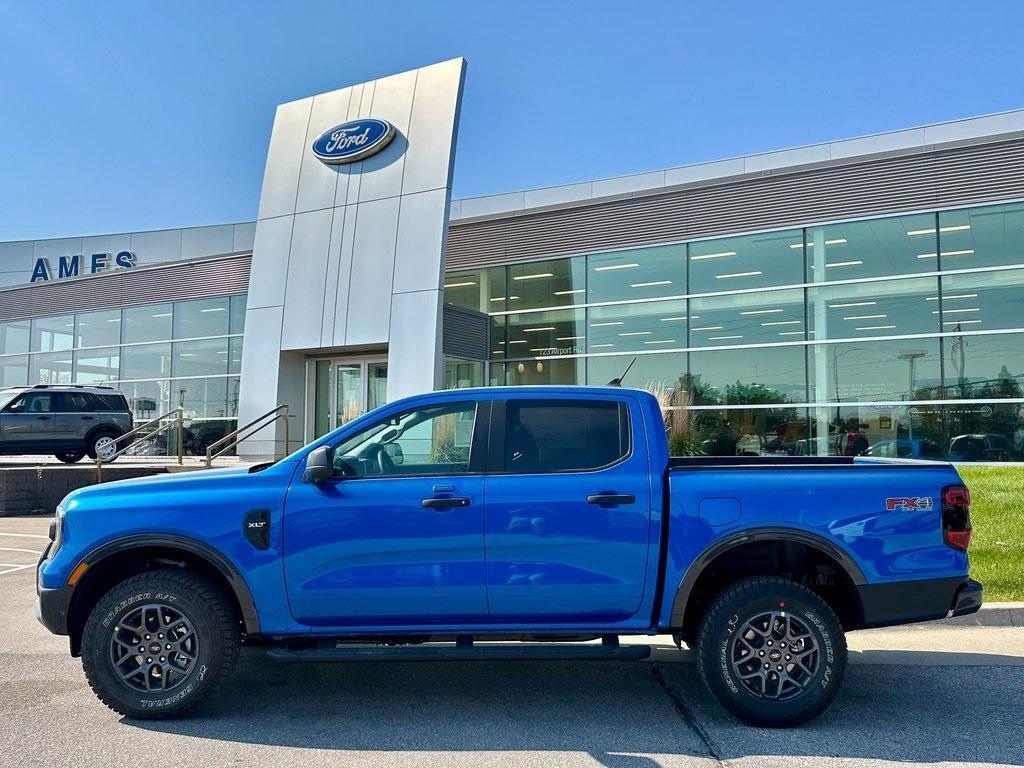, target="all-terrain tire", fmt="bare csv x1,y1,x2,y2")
81,568,241,718
695,576,847,727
